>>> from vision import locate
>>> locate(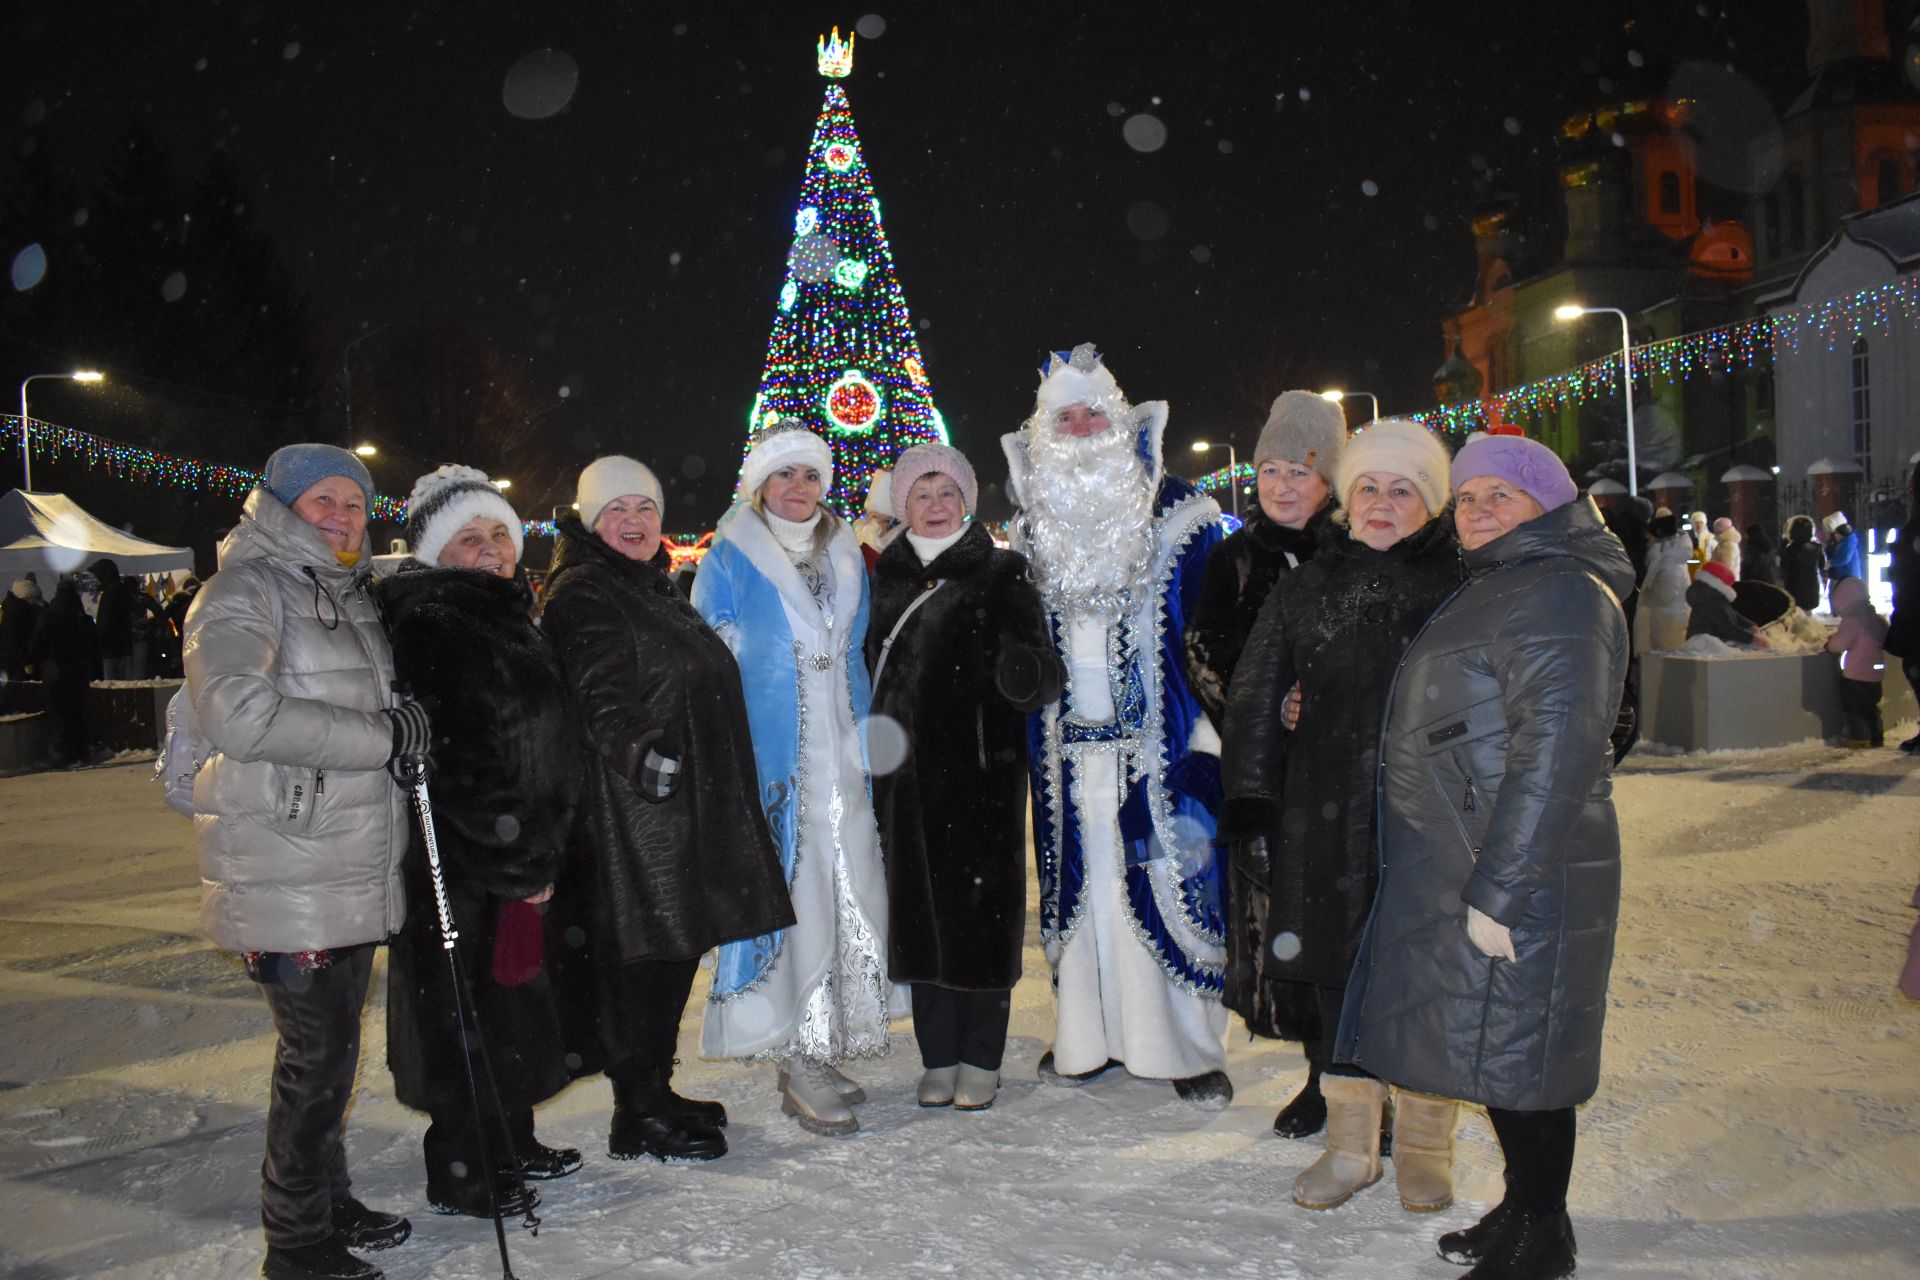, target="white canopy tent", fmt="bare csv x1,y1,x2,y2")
0,490,194,578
